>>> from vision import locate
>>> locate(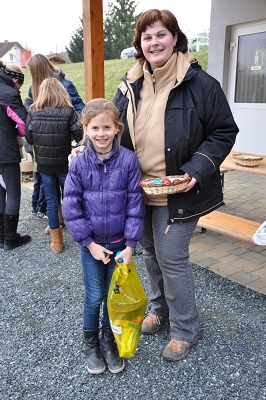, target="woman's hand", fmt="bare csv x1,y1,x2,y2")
183,173,197,192
87,242,113,264
114,246,134,266
68,145,86,164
